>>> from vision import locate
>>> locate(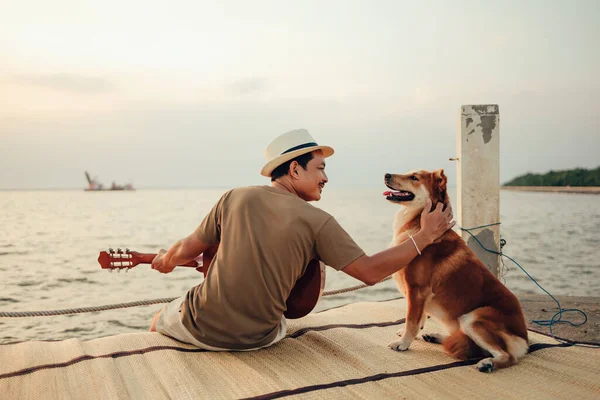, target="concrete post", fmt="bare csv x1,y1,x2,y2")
456,105,501,277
